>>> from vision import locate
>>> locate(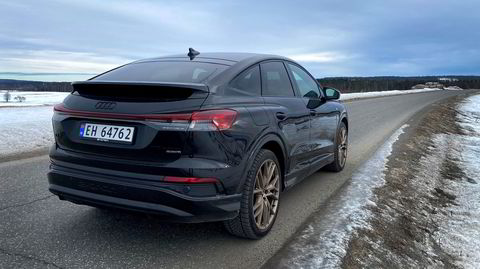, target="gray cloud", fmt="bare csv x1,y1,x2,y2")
0,0,479,80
